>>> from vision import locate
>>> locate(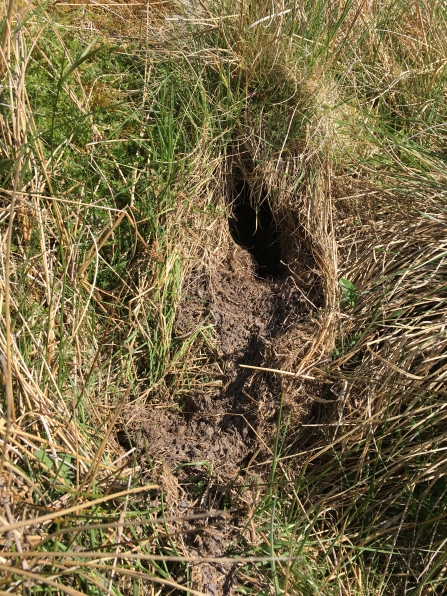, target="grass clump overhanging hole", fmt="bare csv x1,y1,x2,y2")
0,0,447,594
